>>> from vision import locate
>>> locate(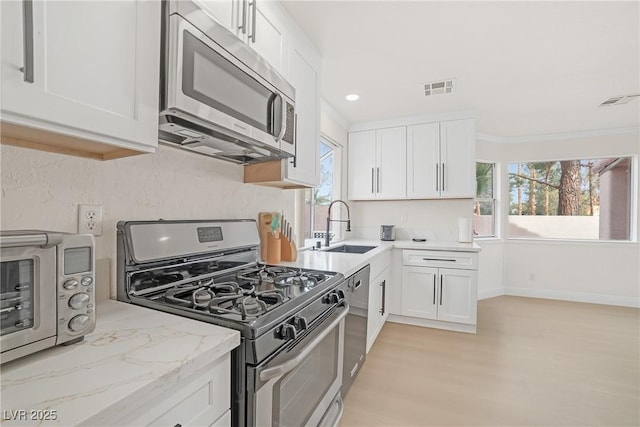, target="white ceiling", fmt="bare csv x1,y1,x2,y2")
280,1,640,138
